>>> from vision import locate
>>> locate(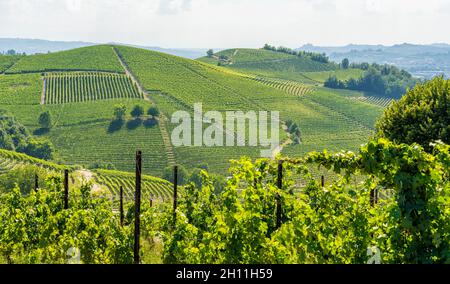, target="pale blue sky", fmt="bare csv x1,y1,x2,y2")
0,0,449,48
